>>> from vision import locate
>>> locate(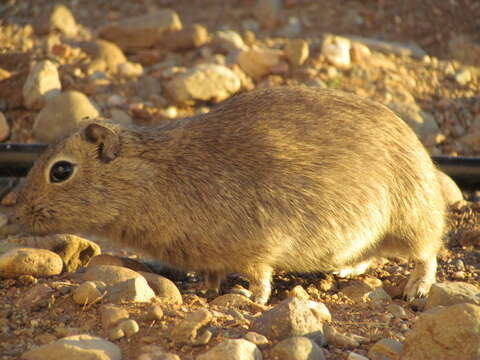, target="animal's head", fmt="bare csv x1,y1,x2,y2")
14,121,143,236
